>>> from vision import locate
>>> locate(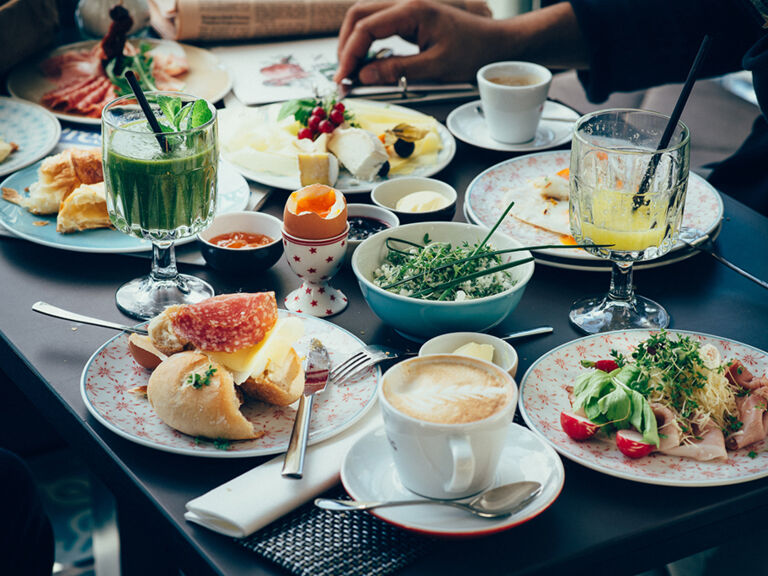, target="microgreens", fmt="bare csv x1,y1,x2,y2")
187,364,217,389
